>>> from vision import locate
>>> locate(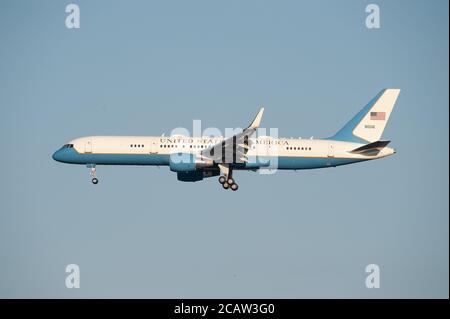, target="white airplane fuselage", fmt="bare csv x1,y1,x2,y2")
52,89,400,189
52,135,395,169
